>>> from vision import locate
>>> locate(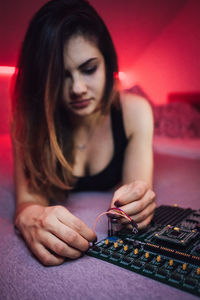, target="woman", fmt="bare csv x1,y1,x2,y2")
12,0,156,266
